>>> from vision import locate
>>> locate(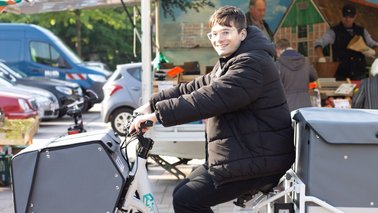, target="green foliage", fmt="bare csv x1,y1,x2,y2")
160,0,215,20
0,7,139,70
0,1,213,70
